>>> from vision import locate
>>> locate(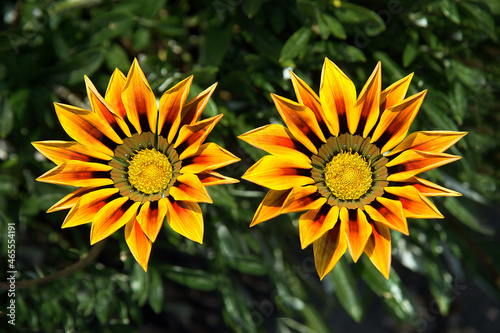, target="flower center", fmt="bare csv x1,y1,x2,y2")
127,148,172,194
324,151,372,200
